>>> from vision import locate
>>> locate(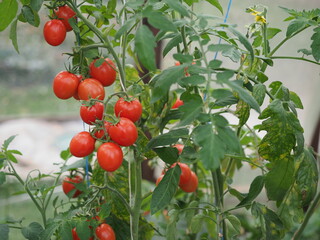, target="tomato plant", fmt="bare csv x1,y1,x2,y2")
43,19,66,46
69,131,95,157
89,58,117,87
1,0,320,240
62,175,83,198
114,97,143,122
